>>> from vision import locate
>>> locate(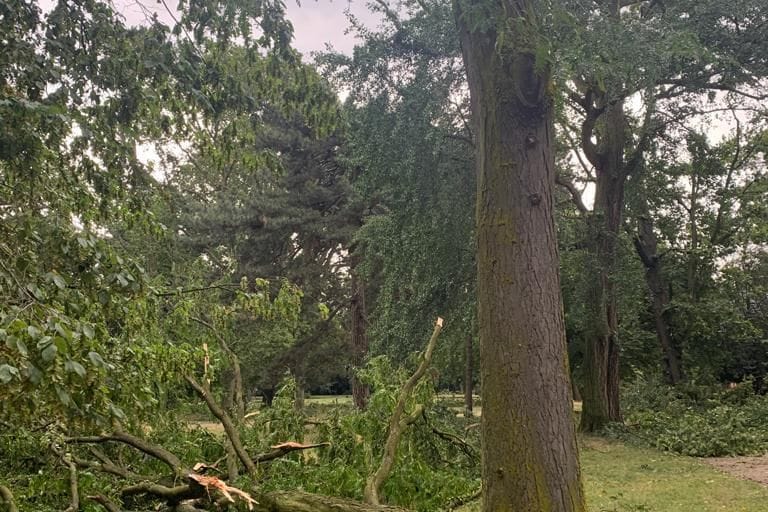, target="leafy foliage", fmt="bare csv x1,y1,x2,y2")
614,379,768,456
